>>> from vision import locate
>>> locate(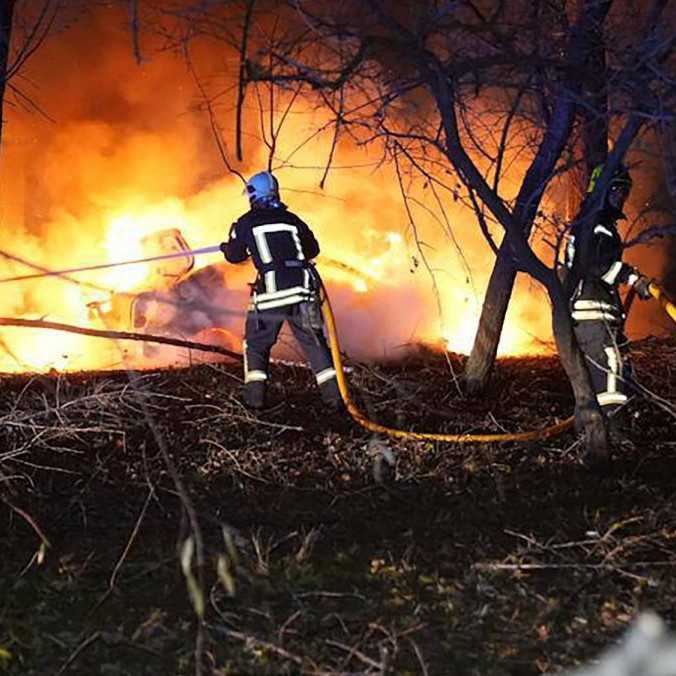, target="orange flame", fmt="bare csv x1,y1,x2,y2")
0,11,556,374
